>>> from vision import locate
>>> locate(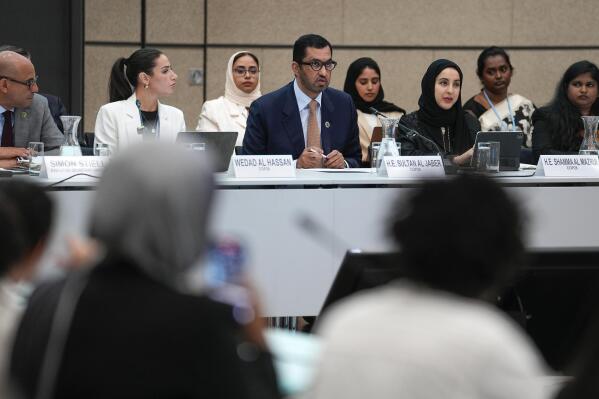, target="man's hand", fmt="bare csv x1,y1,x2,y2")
0,147,29,160
297,146,325,169
0,158,18,168
324,150,346,169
